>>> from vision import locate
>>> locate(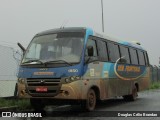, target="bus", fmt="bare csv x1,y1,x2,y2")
17,27,150,111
